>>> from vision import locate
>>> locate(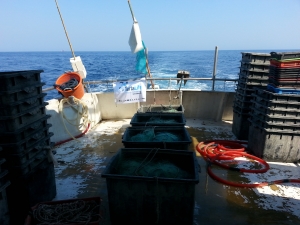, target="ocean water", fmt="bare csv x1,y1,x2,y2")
0,50,281,100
